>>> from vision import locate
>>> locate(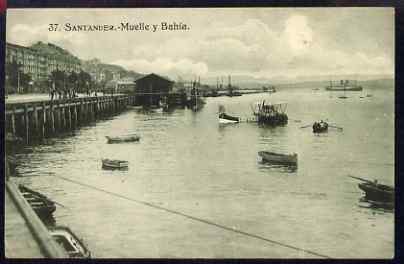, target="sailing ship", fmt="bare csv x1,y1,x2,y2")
325,80,363,91
188,79,205,111
251,100,288,126
227,75,242,97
